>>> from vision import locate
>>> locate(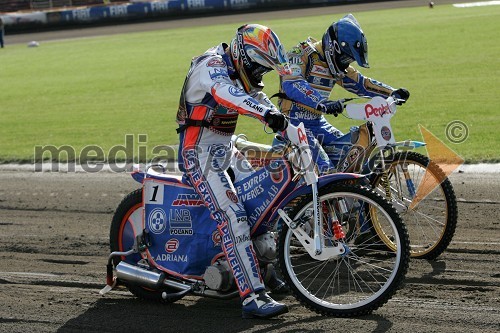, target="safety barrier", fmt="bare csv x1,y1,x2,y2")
0,0,360,31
